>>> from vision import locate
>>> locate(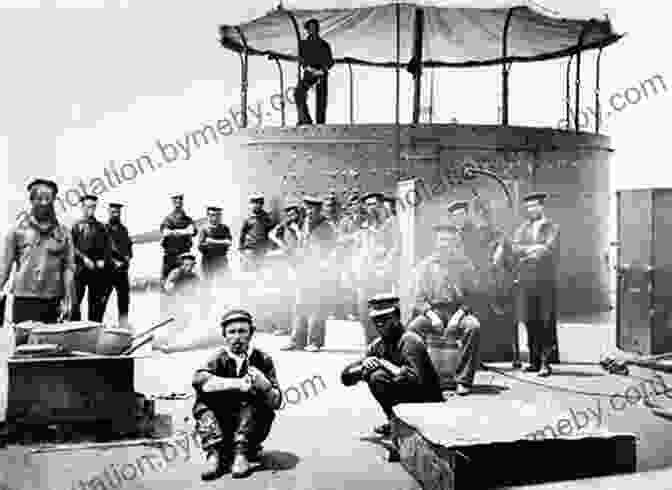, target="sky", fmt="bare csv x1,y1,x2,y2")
0,0,669,237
